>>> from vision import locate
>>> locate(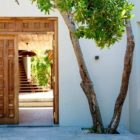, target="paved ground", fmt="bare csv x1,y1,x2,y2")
0,126,139,140
136,135,140,140
19,91,53,100
19,107,53,126
19,91,53,125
